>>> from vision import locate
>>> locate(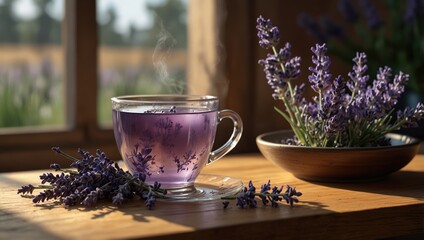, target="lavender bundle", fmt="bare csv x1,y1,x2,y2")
17,147,166,209
257,16,424,147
